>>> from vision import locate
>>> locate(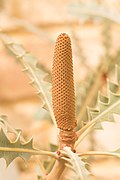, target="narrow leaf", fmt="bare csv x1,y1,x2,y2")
61,147,90,180
87,76,120,129
0,129,57,166
68,3,120,24
76,66,120,146
0,32,56,127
